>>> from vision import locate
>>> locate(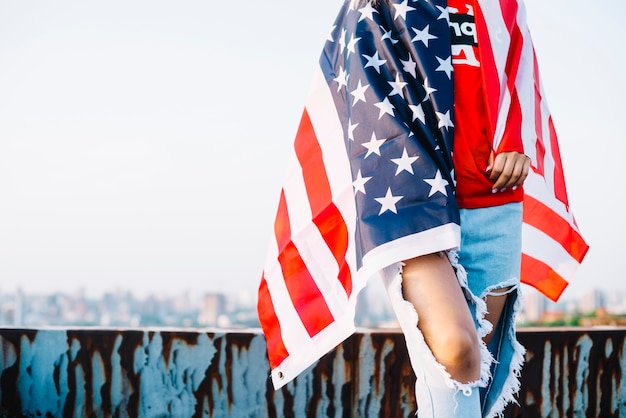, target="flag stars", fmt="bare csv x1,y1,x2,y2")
400,55,417,78
436,110,454,130
380,26,399,44
362,132,387,158
393,0,416,21
436,5,451,22
424,170,449,197
409,103,426,124
422,77,437,101
374,97,395,119
353,169,372,195
350,80,369,106
436,55,453,79
339,28,347,50
375,188,404,215
334,67,348,92
327,25,337,42
346,34,361,57
358,1,379,22
391,148,419,175
411,25,437,47
362,51,387,73
388,73,407,96
347,120,359,141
